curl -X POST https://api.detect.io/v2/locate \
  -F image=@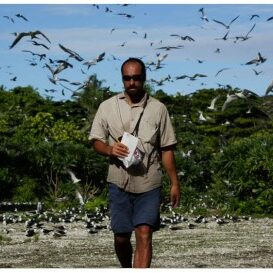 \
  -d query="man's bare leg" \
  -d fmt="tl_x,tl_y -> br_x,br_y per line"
114,232 -> 132,268
133,225 -> 153,268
